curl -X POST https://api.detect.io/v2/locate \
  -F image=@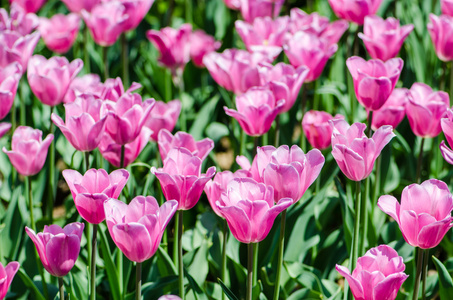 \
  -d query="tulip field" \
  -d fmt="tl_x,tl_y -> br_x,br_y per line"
3,0 -> 453,299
